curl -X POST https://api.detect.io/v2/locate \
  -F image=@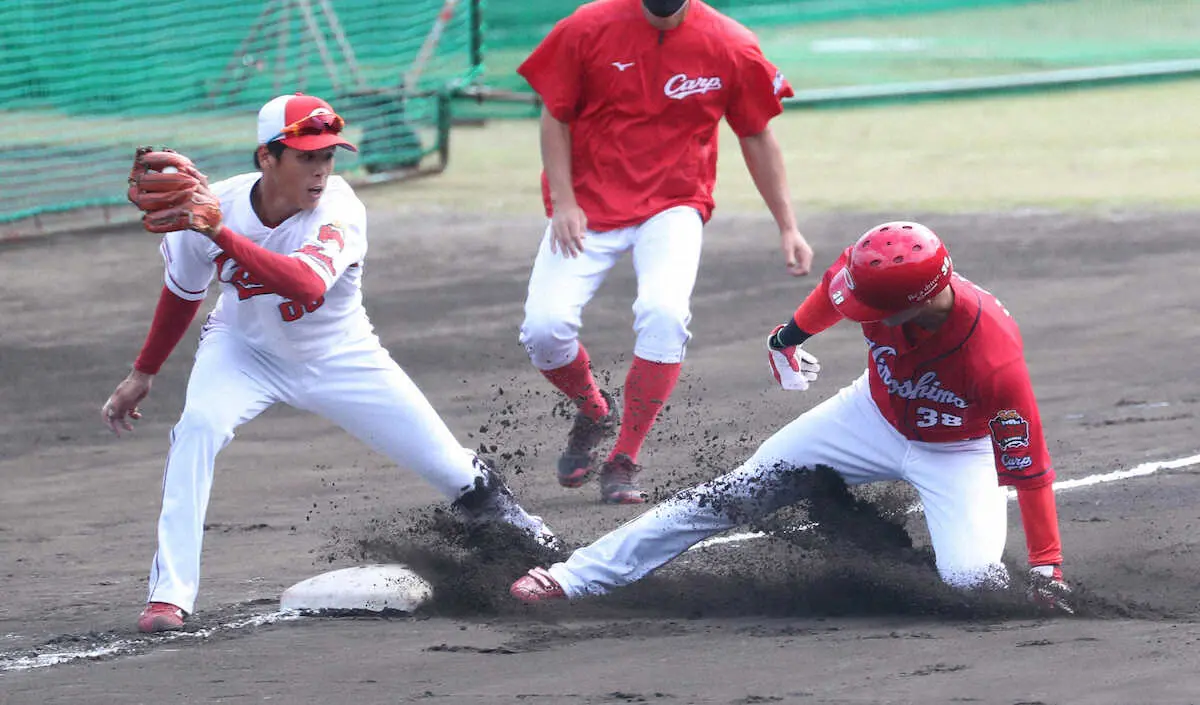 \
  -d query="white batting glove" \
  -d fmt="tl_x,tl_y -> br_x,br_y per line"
766,325 -> 820,391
